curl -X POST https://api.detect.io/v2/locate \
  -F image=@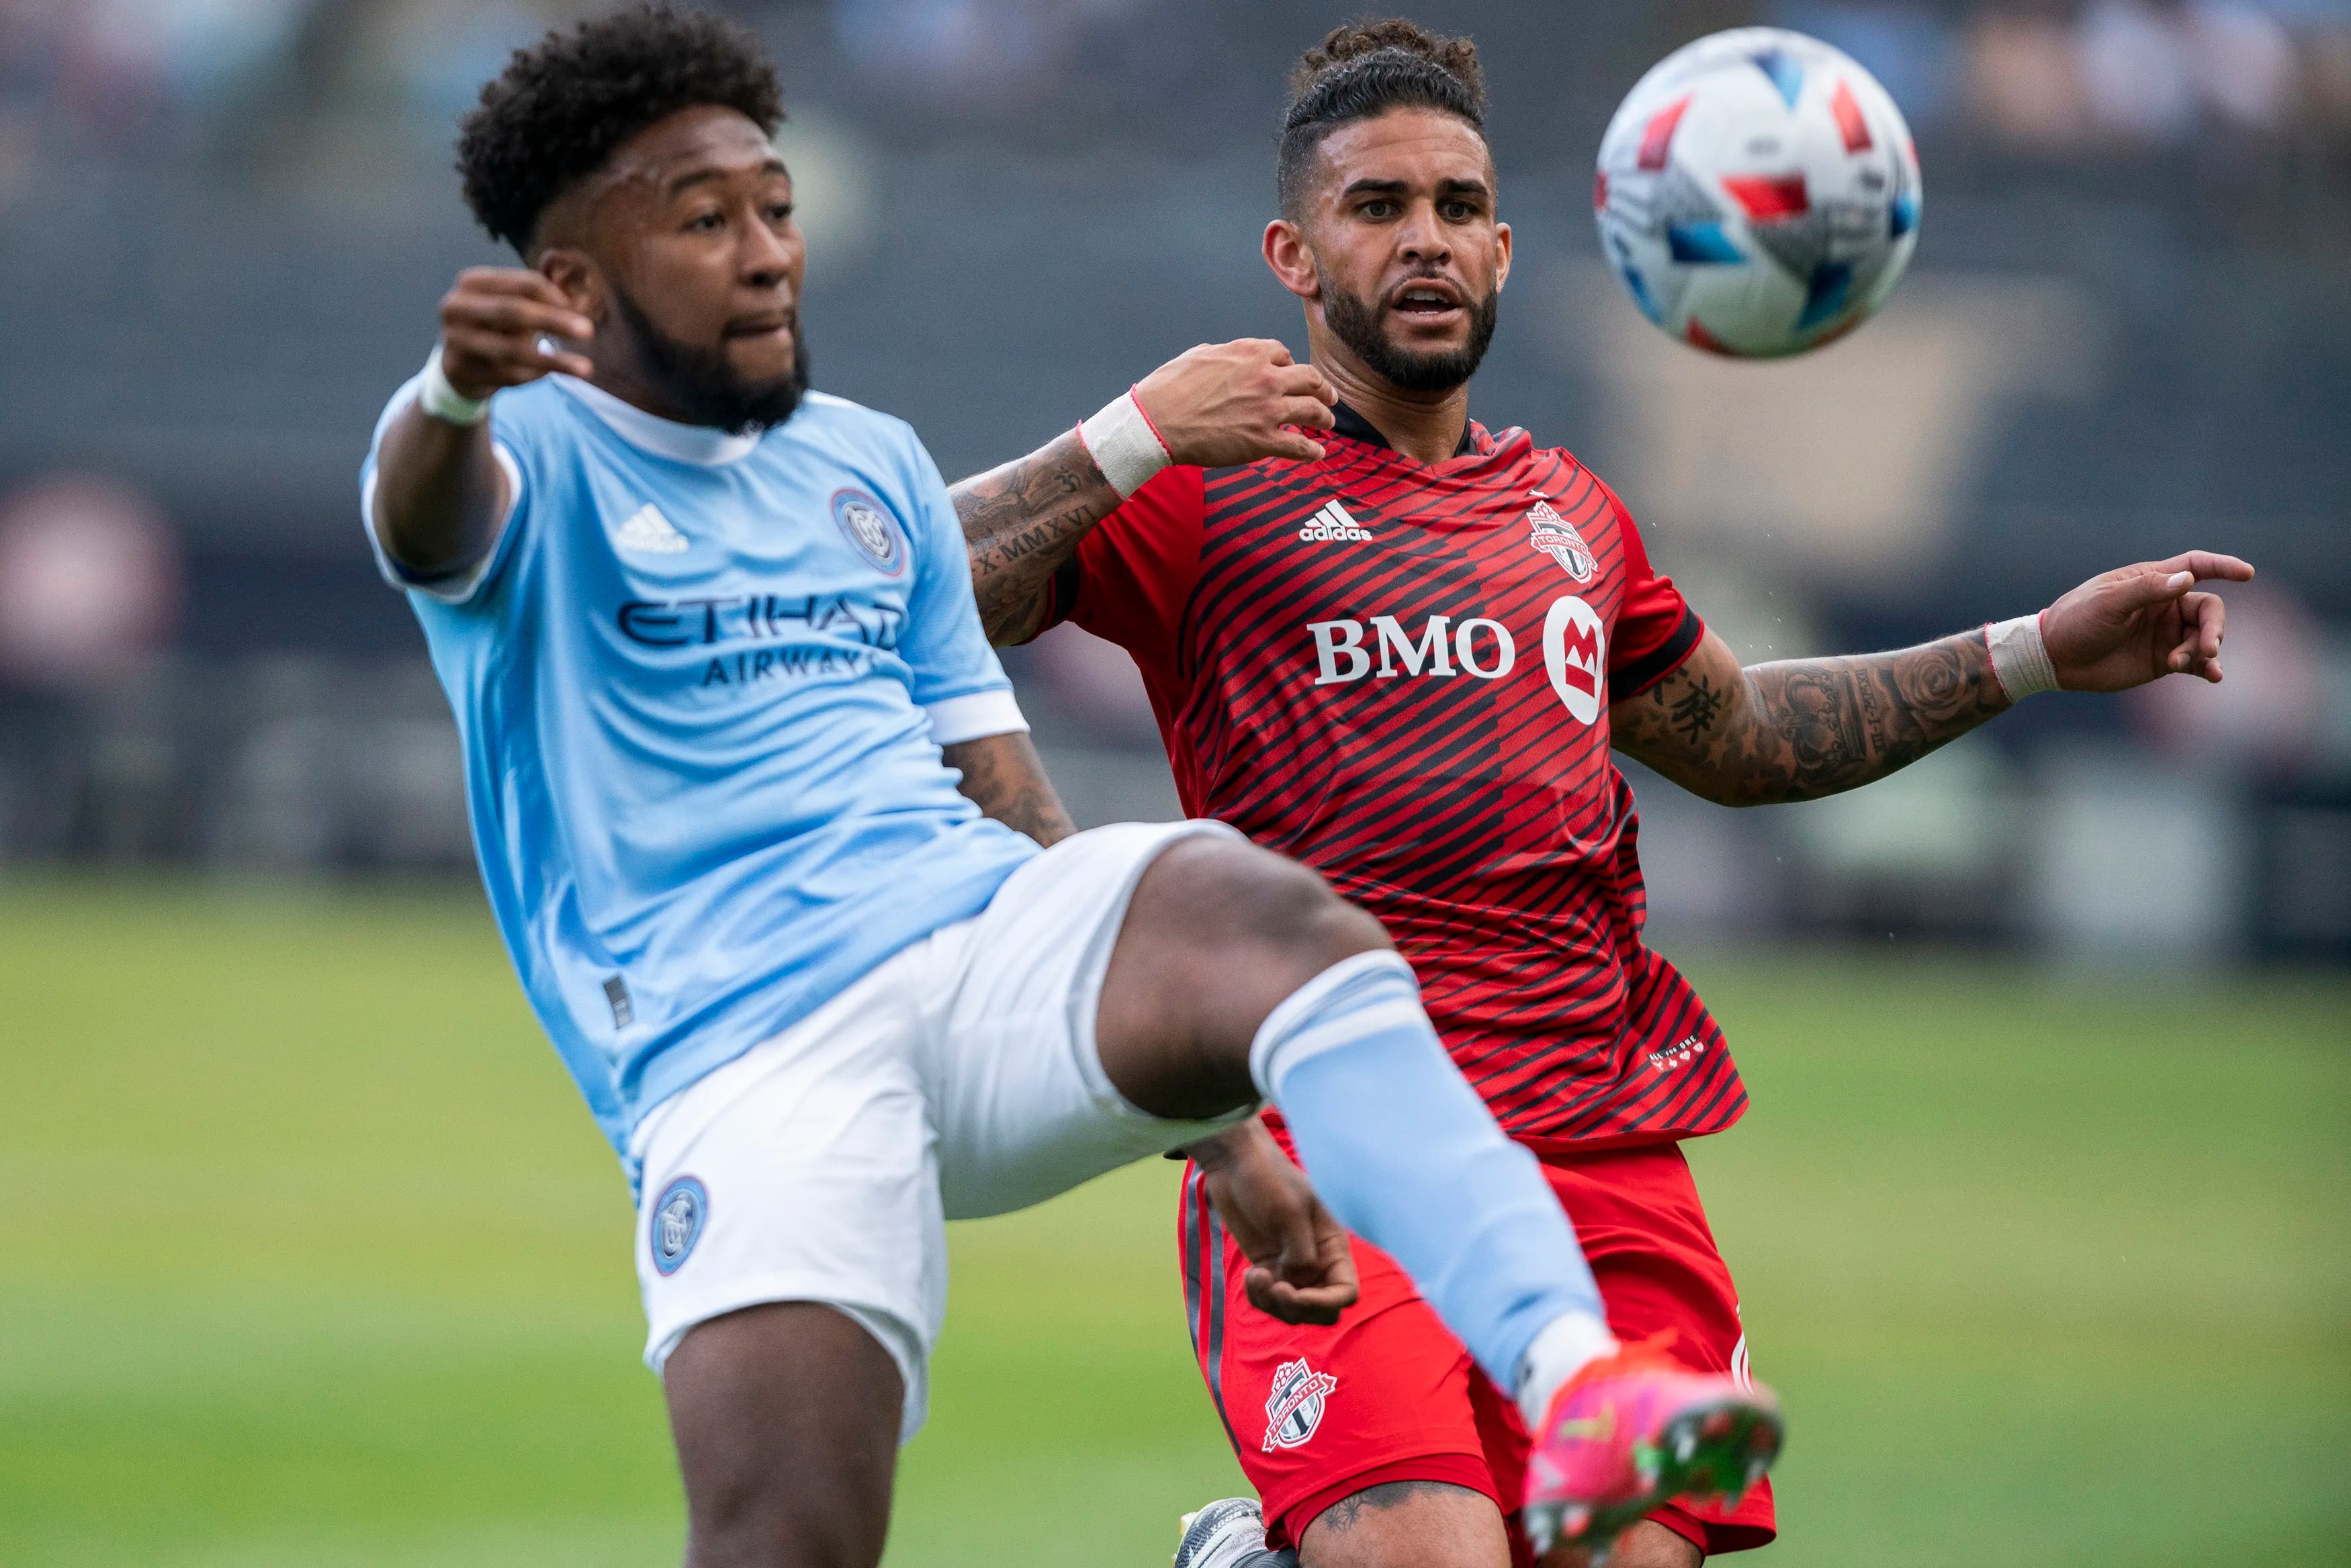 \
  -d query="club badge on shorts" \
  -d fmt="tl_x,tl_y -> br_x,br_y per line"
1261,1356 -> 1338,1452
831,487 -> 905,576
651,1176 -> 707,1277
